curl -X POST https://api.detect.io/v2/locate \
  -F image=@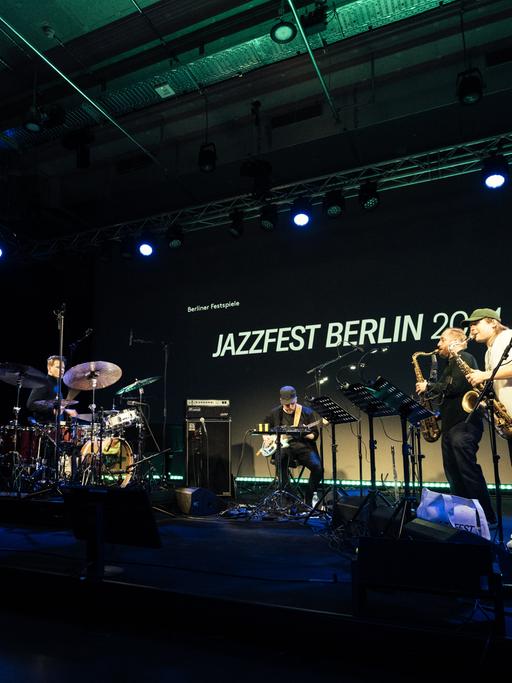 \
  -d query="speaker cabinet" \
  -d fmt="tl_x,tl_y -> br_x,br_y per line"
185,419 -> 232,496
175,487 -> 218,516
404,517 -> 491,545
